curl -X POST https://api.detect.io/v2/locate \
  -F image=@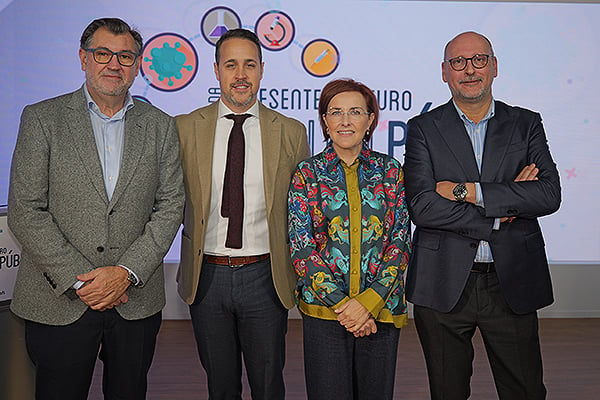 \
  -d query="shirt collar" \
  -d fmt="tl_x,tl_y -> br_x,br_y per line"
83,84 -> 134,121
217,99 -> 259,120
452,98 -> 495,125
323,142 -> 372,172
